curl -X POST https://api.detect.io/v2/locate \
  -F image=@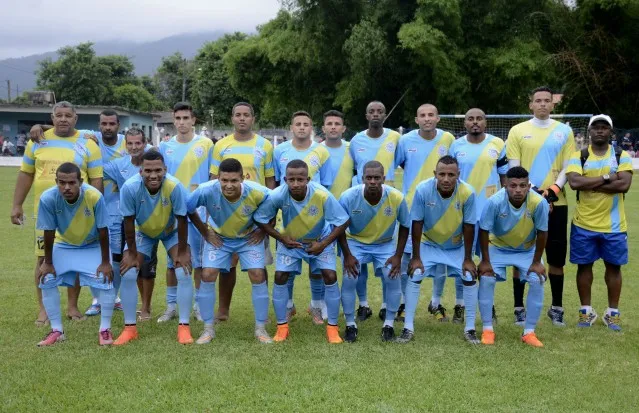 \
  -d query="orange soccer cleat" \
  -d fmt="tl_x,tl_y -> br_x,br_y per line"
177,324 -> 194,345
326,325 -> 343,344
274,323 -> 290,342
113,326 -> 139,346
